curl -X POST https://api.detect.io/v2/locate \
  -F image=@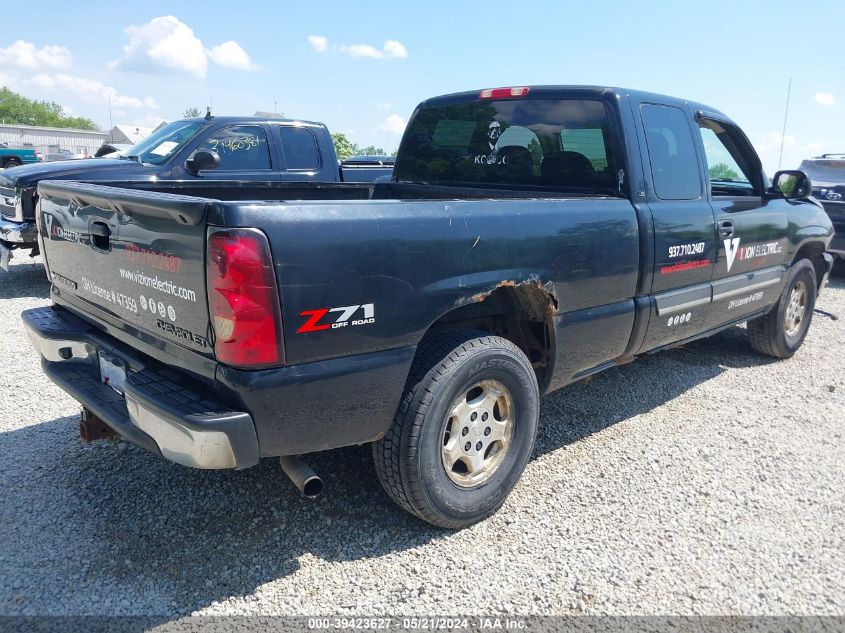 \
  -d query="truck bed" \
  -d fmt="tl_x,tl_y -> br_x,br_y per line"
35,177 -> 639,461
